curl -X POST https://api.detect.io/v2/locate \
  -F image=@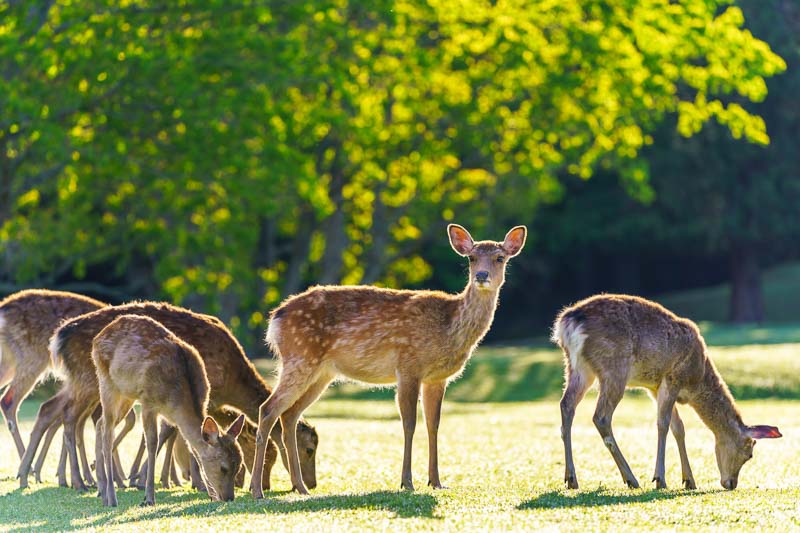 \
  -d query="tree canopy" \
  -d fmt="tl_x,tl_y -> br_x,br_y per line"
0,0 -> 787,346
